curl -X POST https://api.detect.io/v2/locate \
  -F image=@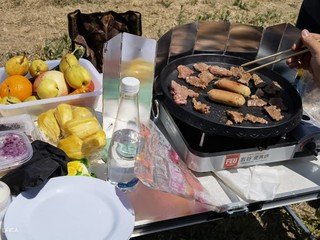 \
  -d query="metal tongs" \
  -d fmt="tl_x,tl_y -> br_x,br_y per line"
241,46 -> 310,73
